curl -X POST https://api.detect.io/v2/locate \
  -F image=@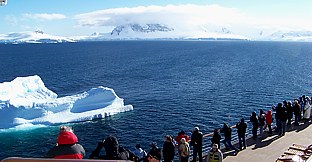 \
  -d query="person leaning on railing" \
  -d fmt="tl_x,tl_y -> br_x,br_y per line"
235,118 -> 247,150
